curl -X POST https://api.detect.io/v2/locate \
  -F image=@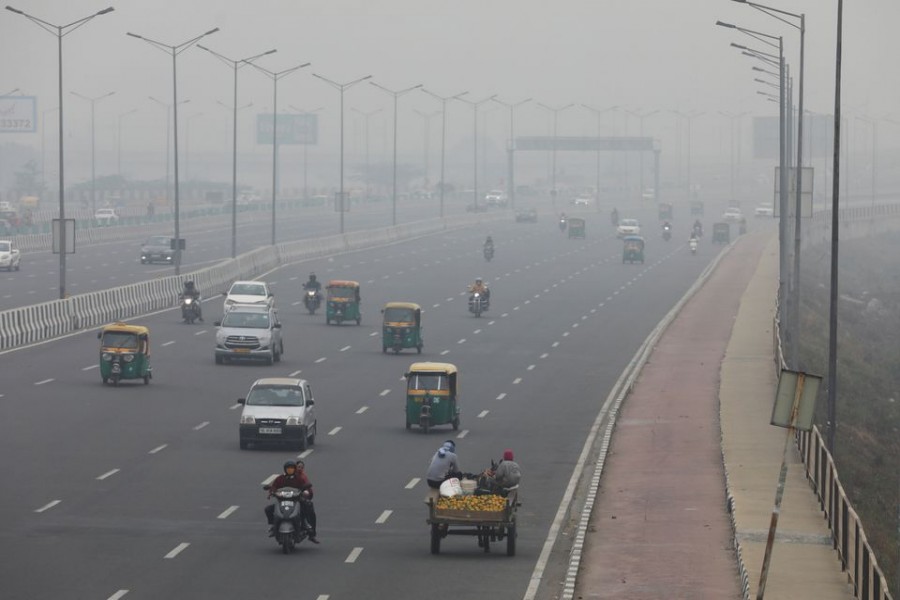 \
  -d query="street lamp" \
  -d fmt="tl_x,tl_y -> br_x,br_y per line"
370,82 -> 422,226
247,60 -> 310,246
455,95 -> 497,212
421,89 -> 468,217
71,90 -> 114,216
624,108 -> 659,201
537,103 -> 575,203
413,109 -> 441,192
41,106 -> 59,191
128,26 -> 220,276
198,45 -> 276,257
149,96 -> 190,208
116,108 -> 137,178
492,97 -> 531,209
6,5 -> 114,299
351,108 -> 382,202
288,105 -> 324,204
313,73 -> 372,234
